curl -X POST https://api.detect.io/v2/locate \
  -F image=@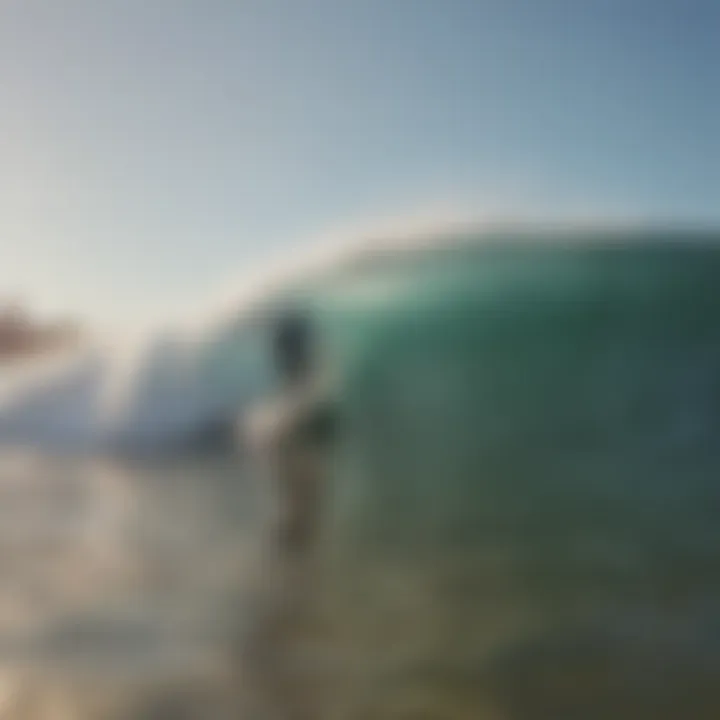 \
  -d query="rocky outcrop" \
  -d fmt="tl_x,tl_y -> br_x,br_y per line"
0,304 -> 81,363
